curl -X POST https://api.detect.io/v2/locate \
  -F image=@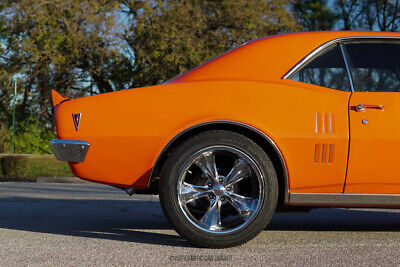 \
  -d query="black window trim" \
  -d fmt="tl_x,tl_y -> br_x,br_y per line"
339,43 -> 355,92
283,36 -> 400,93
